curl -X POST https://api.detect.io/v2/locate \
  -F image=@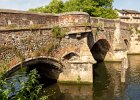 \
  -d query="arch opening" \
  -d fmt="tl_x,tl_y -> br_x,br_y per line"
90,39 -> 111,62
62,52 -> 80,61
6,57 -> 63,84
